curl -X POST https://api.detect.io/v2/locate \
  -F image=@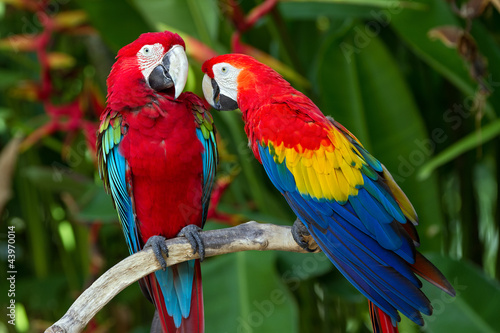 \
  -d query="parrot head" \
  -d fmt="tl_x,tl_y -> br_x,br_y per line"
201,54 -> 289,112
107,31 -> 188,109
